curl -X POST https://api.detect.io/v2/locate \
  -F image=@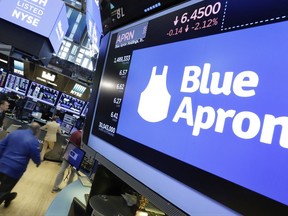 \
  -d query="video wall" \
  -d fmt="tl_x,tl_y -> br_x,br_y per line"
0,71 -> 88,116
87,0 -> 288,215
